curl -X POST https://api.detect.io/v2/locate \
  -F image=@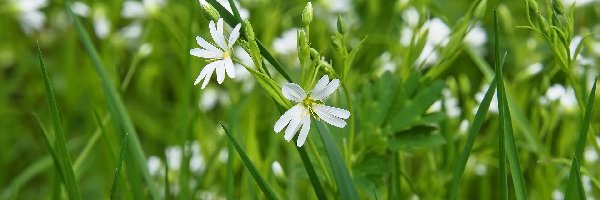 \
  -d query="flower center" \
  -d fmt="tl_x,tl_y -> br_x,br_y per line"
222,50 -> 230,58
302,97 -> 323,119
